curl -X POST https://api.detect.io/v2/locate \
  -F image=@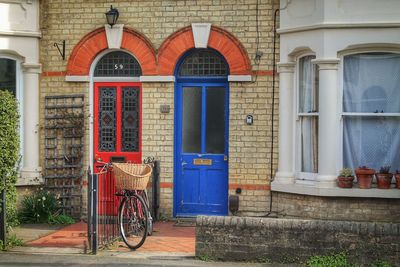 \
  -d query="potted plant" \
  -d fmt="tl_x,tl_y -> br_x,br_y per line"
355,166 -> 375,189
375,165 -> 393,189
337,168 -> 354,188
394,170 -> 400,189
